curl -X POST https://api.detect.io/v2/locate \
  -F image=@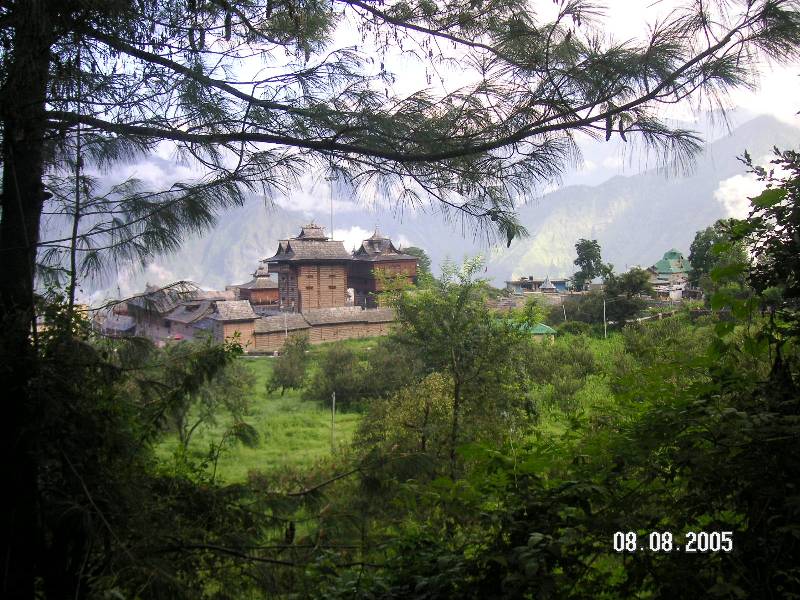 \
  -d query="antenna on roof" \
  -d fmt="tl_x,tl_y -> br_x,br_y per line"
325,174 -> 338,238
